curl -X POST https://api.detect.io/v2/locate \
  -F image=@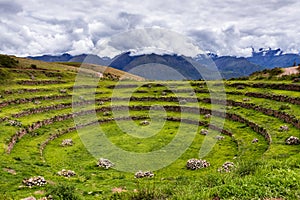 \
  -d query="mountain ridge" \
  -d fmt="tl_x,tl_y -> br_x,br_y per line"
27,48 -> 300,79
